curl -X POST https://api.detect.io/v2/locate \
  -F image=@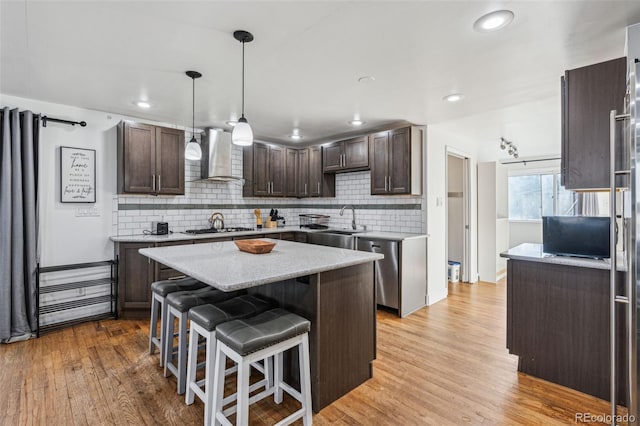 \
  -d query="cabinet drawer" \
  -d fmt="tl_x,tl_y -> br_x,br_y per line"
158,268 -> 187,281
